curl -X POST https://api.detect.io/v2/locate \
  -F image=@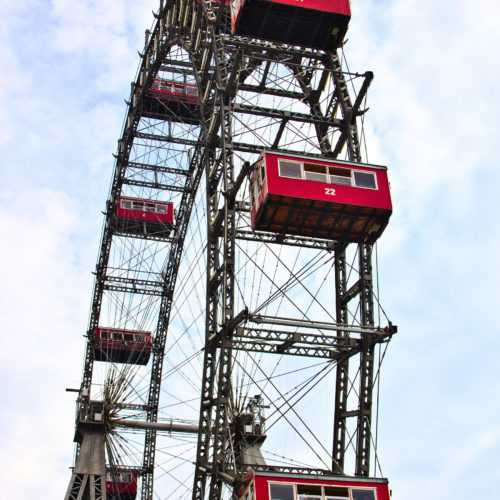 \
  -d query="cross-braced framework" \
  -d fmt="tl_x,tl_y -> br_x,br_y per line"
65,2 -> 395,499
